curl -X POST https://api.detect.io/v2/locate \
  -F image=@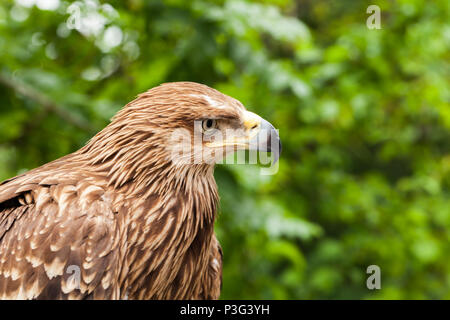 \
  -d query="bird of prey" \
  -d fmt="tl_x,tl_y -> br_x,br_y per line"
0,82 -> 280,299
